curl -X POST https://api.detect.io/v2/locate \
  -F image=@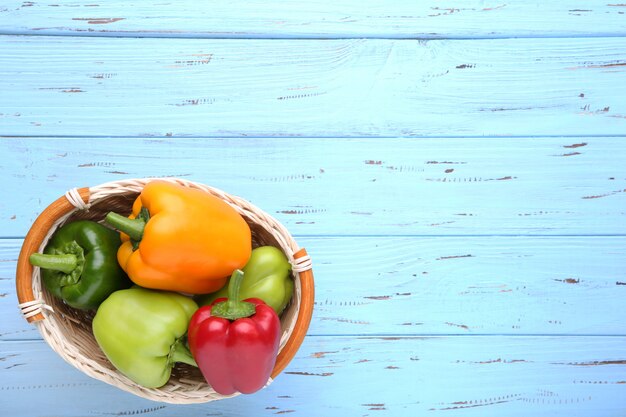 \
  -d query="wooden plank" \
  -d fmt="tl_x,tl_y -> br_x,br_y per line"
4,236 -> 626,340
1,337 -> 625,416
1,137 -> 625,236
2,37 -> 626,137
1,1 -> 626,39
